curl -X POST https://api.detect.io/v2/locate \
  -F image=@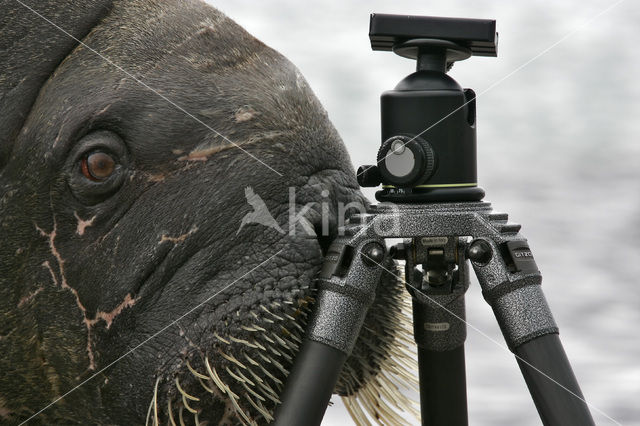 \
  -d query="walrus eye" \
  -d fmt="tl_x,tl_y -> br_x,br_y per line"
81,152 -> 116,181
68,130 -> 128,205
